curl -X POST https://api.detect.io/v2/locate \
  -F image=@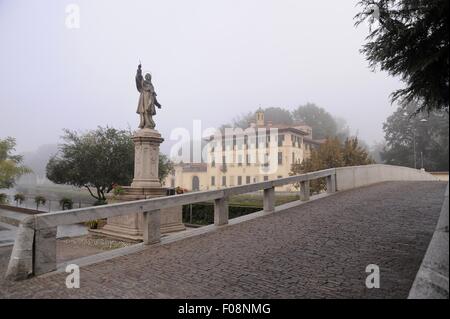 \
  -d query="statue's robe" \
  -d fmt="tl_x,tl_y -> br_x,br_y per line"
136,75 -> 157,116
